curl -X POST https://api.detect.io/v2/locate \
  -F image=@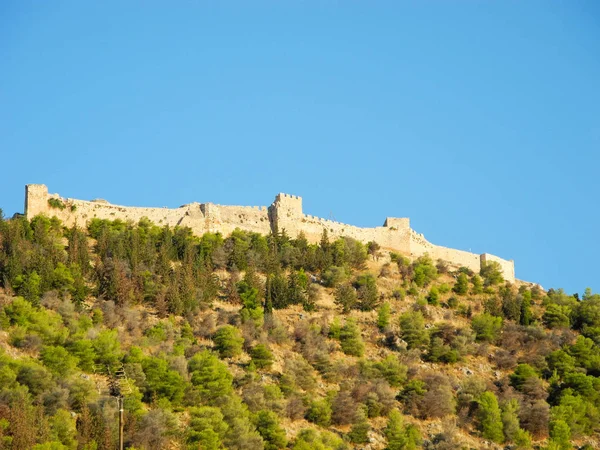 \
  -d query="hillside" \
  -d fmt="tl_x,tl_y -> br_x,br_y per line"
0,212 -> 598,449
